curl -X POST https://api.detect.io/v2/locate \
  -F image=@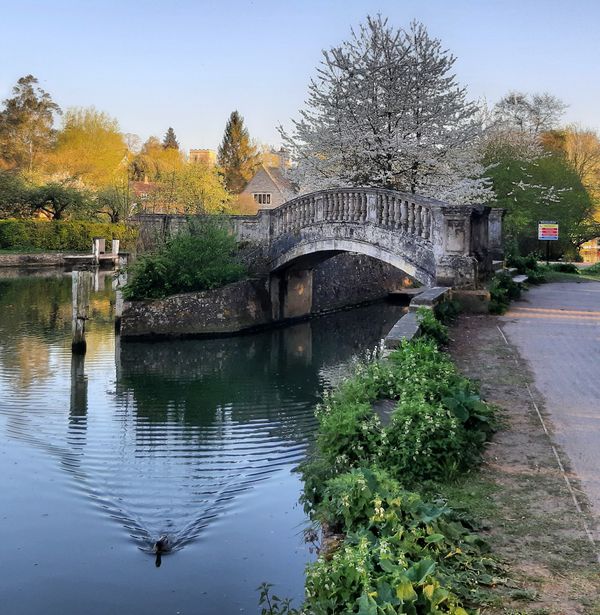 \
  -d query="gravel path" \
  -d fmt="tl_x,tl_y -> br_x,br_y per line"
500,281 -> 600,521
